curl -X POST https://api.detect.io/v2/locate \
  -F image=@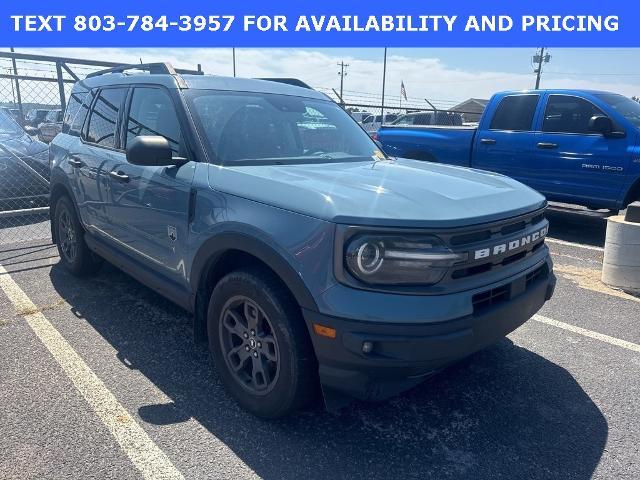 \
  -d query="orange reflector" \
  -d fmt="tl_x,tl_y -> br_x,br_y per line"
313,323 -> 336,339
